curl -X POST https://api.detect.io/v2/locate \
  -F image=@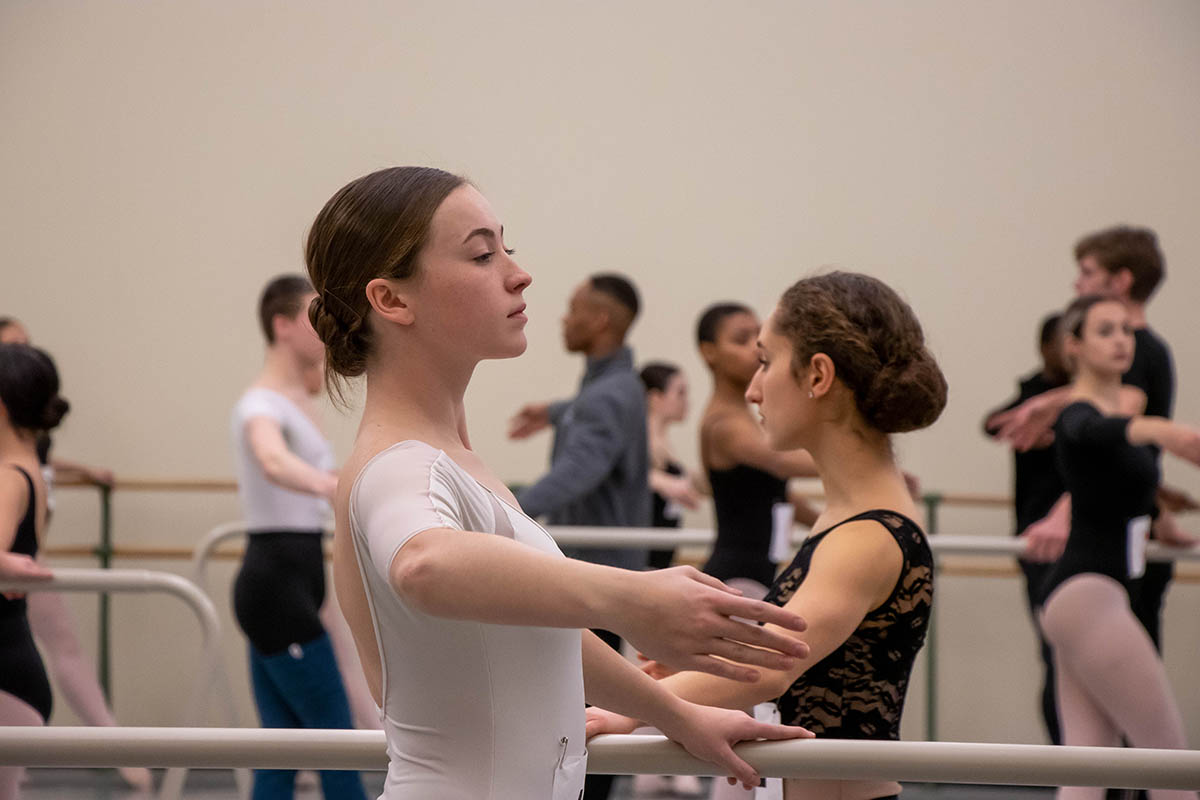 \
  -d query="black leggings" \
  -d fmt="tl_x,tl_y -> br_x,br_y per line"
233,531 -> 326,656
